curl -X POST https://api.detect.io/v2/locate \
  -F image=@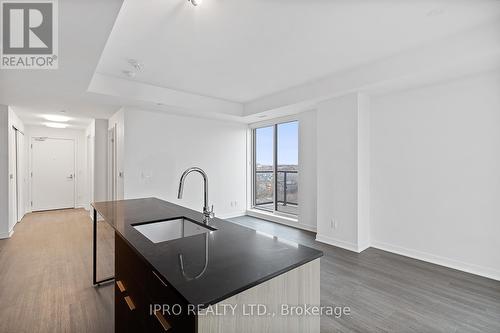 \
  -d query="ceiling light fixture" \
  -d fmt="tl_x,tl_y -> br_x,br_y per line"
43,114 -> 70,122
188,0 -> 202,6
44,122 -> 68,129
